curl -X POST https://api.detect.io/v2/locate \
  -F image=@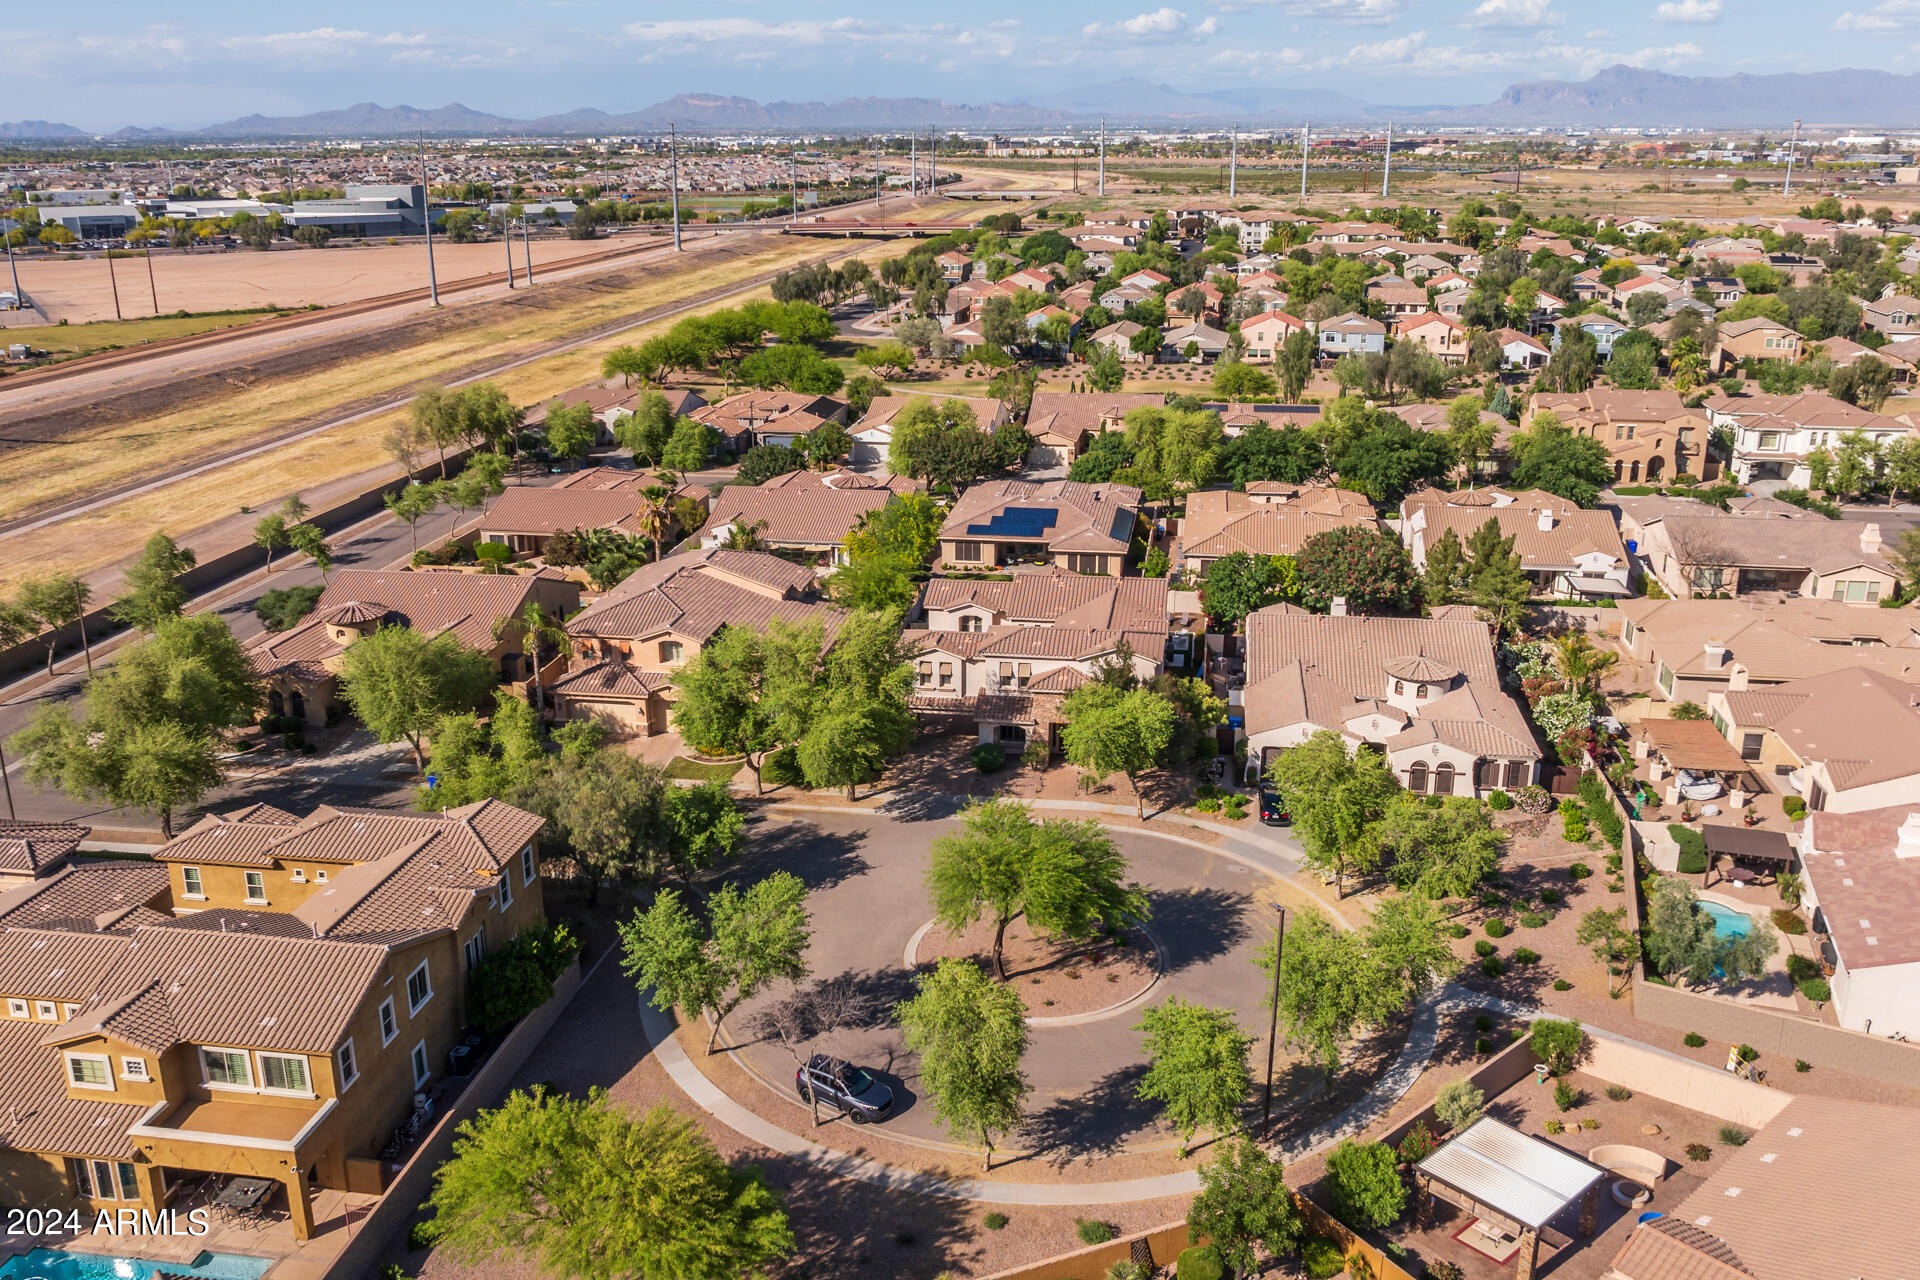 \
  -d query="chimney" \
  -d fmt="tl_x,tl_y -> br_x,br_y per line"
1861,522 -> 1883,556
1330,596 -> 1349,617
1728,662 -> 1750,692
1703,637 -> 1729,668
1898,813 -> 1920,860
1537,509 -> 1556,532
